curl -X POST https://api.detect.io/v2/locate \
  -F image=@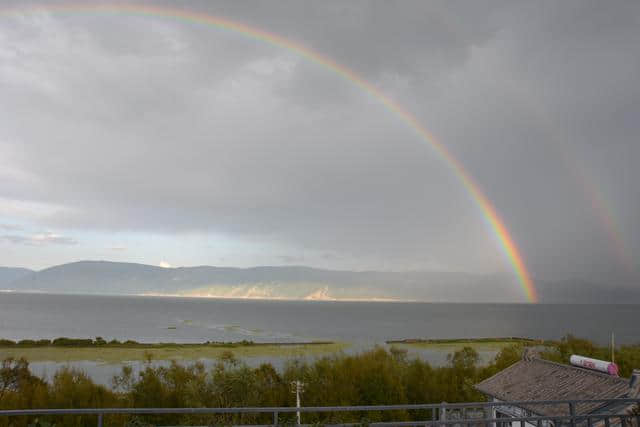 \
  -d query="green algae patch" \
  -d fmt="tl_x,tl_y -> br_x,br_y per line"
0,341 -> 348,363
386,337 -> 547,351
